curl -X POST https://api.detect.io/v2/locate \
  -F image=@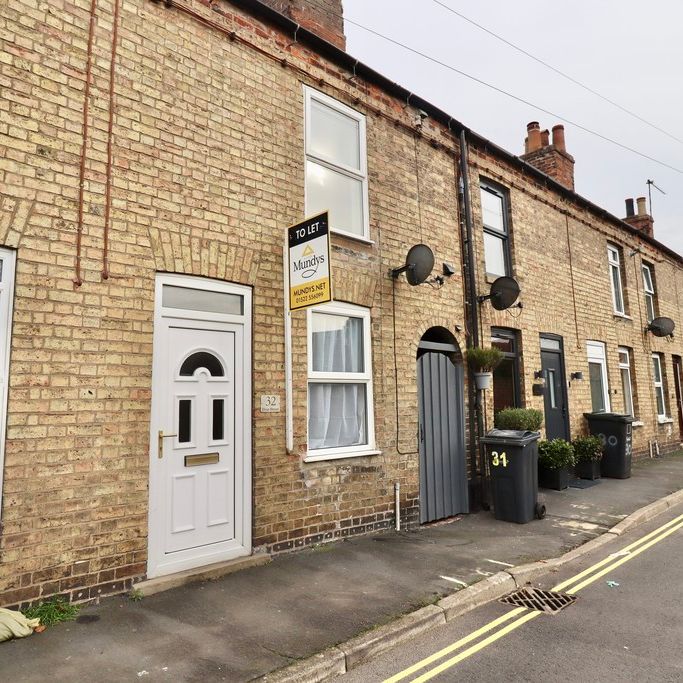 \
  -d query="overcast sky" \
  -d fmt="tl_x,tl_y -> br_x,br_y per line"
343,0 -> 682,255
